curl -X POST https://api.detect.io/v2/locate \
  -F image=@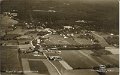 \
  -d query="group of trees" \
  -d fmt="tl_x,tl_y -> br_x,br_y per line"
105,36 -> 119,46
